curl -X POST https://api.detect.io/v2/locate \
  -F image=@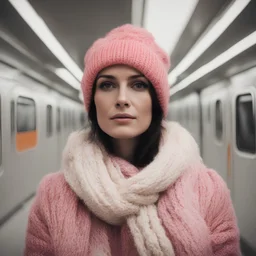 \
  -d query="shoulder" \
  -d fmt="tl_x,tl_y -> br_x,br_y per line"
194,167 -> 232,218
35,172 -> 77,205
196,168 -> 229,195
38,172 -> 66,193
